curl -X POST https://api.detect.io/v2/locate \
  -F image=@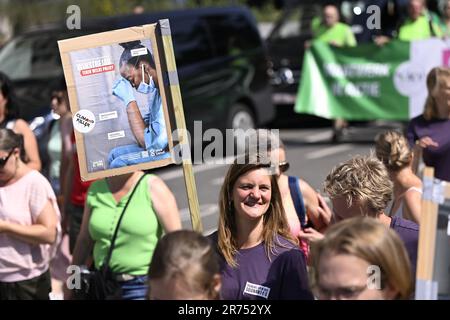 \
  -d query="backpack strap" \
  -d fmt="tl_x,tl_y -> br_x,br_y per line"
288,176 -> 307,228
